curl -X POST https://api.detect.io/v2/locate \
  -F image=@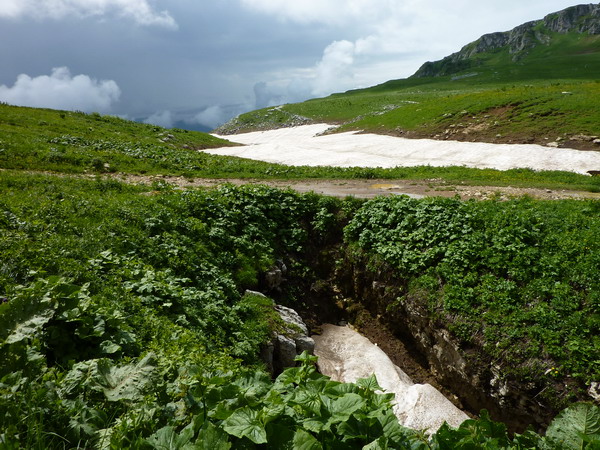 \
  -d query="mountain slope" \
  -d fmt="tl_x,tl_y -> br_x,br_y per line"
219,3 -> 600,150
413,3 -> 600,80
